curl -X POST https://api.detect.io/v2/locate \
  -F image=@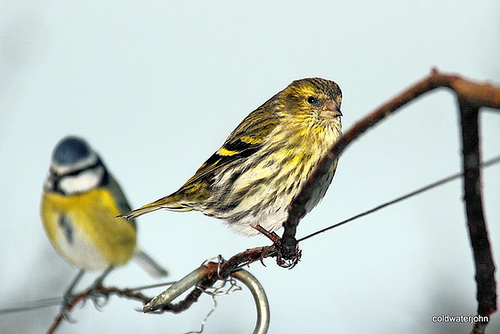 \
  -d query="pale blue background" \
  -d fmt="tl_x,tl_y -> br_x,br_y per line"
1,1 -> 499,333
